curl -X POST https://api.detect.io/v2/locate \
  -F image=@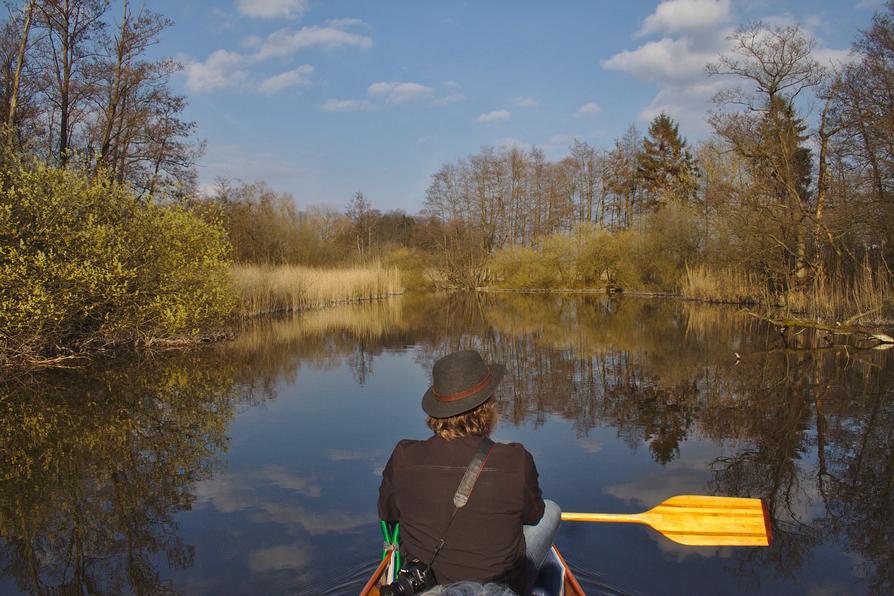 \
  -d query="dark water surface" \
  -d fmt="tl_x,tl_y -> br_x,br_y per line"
2,293 -> 892,595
